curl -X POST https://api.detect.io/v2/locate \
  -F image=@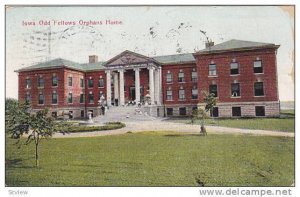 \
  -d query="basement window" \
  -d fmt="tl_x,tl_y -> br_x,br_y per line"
166,108 -> 173,116
232,107 -> 241,117
255,106 -> 265,117
179,107 -> 187,116
210,107 -> 219,117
